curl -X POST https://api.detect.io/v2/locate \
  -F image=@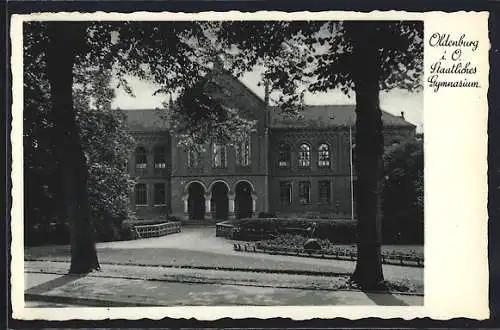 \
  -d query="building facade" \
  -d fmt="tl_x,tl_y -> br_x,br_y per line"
125,70 -> 416,223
